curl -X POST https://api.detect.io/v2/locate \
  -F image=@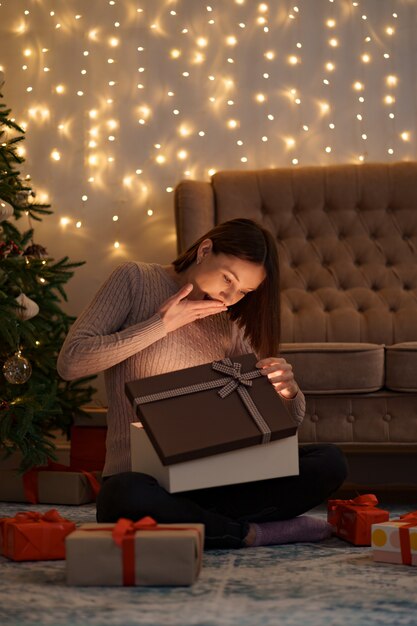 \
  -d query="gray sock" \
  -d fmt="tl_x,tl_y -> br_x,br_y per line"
252,515 -> 333,547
